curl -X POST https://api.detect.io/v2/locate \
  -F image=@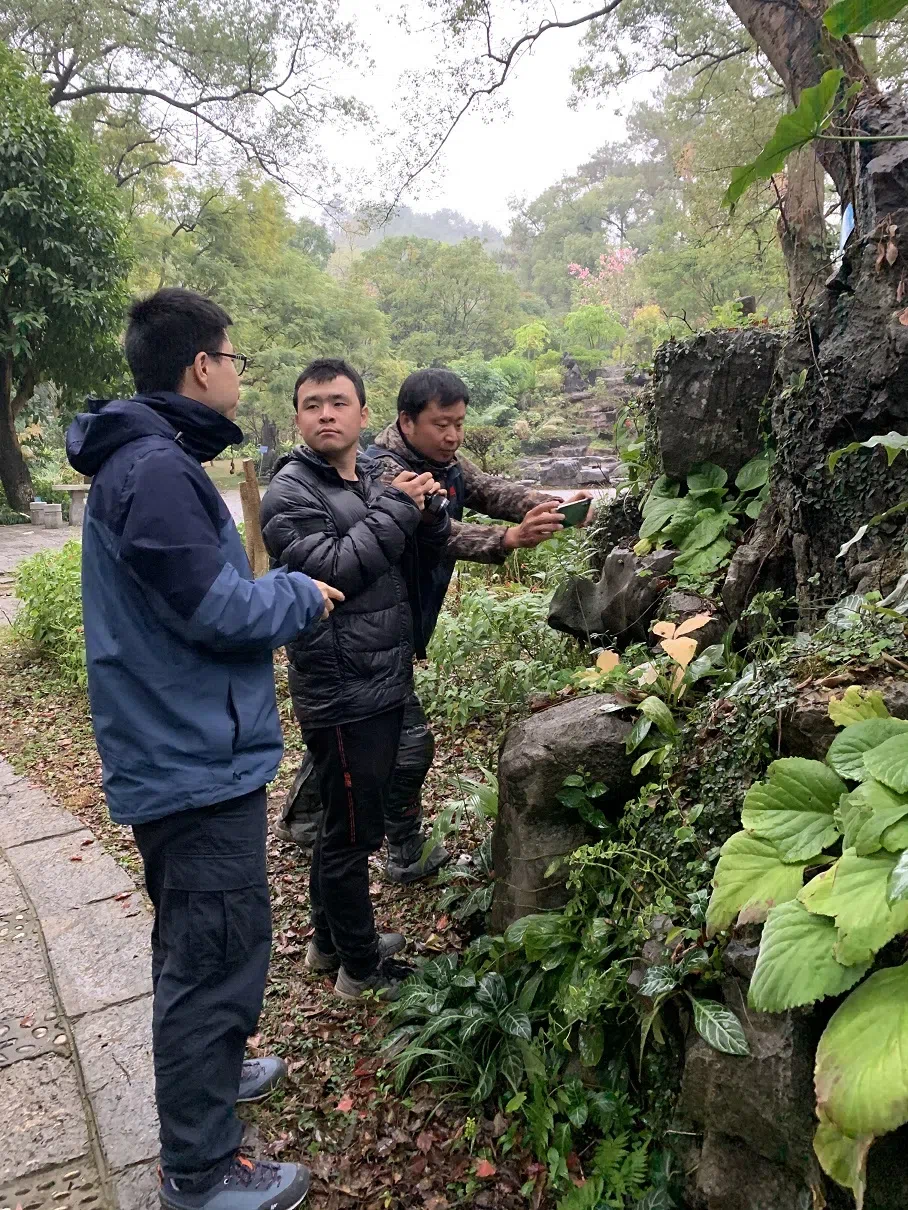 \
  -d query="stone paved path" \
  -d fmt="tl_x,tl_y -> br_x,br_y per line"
0,760 -> 158,1210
